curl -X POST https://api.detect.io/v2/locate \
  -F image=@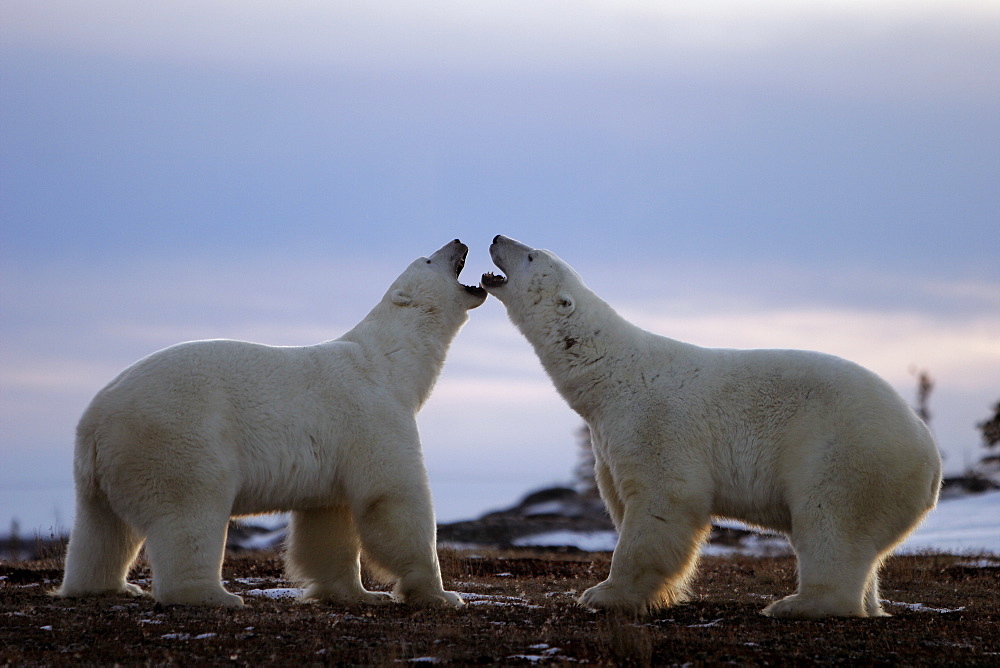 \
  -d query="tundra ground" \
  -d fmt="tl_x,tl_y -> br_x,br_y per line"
2,548 -> 998,665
